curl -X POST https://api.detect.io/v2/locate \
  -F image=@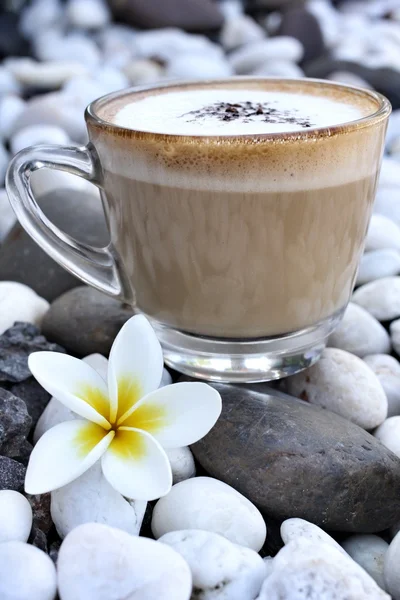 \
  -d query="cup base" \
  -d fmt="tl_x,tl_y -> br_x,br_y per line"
150,309 -> 345,383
